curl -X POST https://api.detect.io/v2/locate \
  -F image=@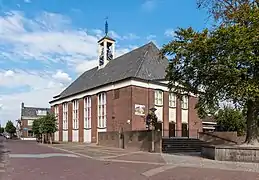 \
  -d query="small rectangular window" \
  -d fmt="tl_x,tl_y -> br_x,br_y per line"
181,96 -> 188,109
169,93 -> 176,107
155,90 -> 163,106
114,89 -> 120,99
